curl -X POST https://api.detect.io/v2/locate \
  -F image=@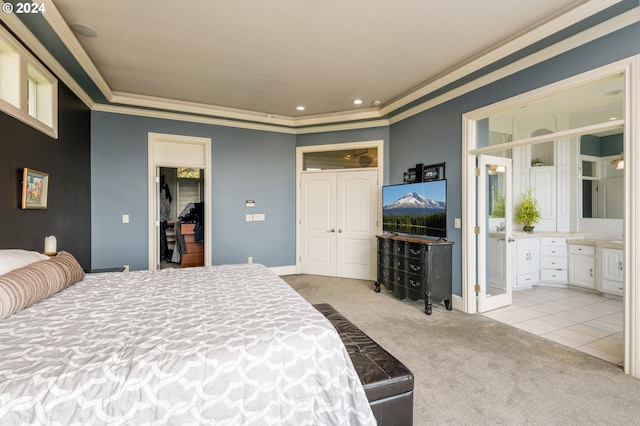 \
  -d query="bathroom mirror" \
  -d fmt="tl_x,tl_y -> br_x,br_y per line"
580,132 -> 624,219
